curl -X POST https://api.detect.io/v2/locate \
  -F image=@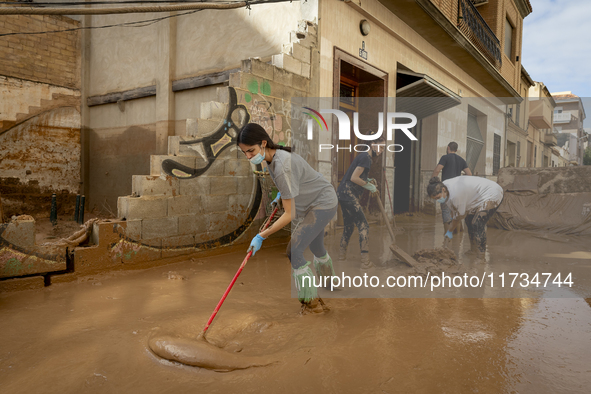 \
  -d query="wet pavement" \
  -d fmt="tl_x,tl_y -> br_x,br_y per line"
1,215 -> 590,393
